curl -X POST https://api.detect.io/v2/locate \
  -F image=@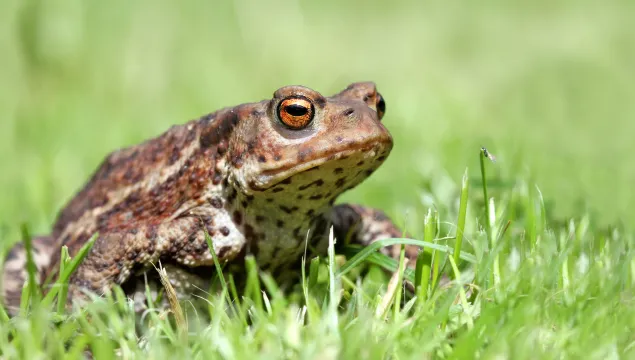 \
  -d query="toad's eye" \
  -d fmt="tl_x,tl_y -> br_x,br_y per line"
277,96 -> 315,129
376,93 -> 386,120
